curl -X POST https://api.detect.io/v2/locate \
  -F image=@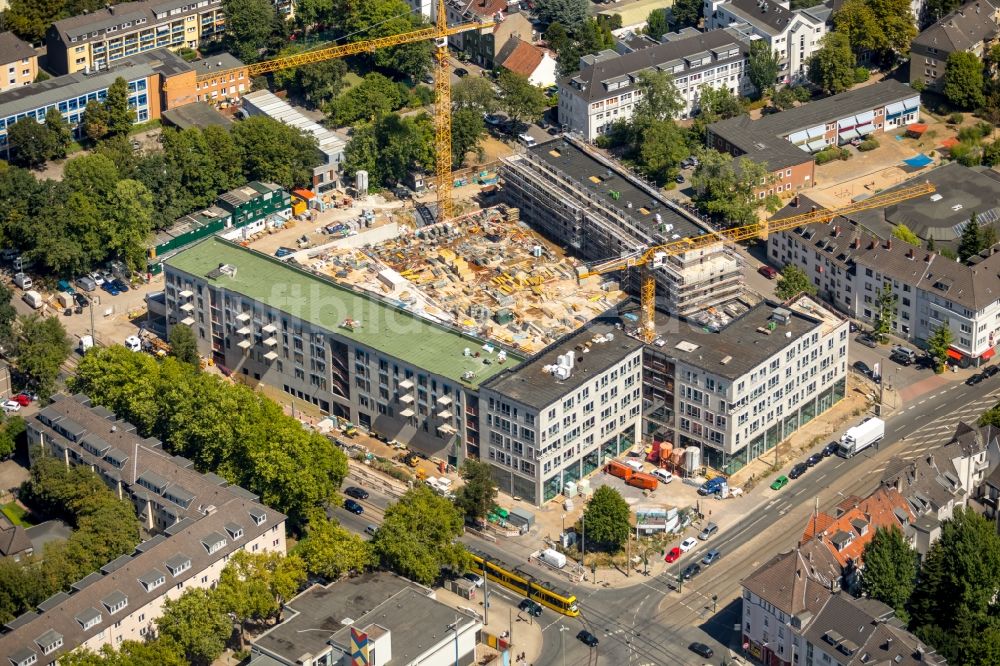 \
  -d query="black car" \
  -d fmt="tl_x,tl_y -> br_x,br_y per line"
577,630 -> 599,648
682,563 -> 701,580
74,293 -> 89,307
518,598 -> 543,617
454,68 -> 468,78
984,365 -> 999,378
967,373 -> 985,386
806,453 -> 823,467
344,499 -> 364,514
853,360 -> 873,377
788,463 -> 809,479
689,642 -> 714,658
822,441 -> 839,457
112,278 -> 129,292
855,333 -> 878,349
674,174 -> 685,183
344,486 -> 369,500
